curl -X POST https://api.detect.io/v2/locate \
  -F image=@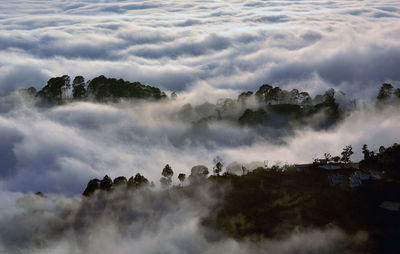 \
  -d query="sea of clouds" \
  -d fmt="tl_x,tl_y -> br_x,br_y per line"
1,92 -> 400,195
0,0 -> 399,253
0,0 -> 399,96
